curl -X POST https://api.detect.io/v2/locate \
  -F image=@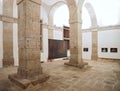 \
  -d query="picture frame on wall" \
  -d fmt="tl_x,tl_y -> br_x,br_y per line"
110,48 -> 118,53
83,48 -> 89,52
101,48 -> 108,52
